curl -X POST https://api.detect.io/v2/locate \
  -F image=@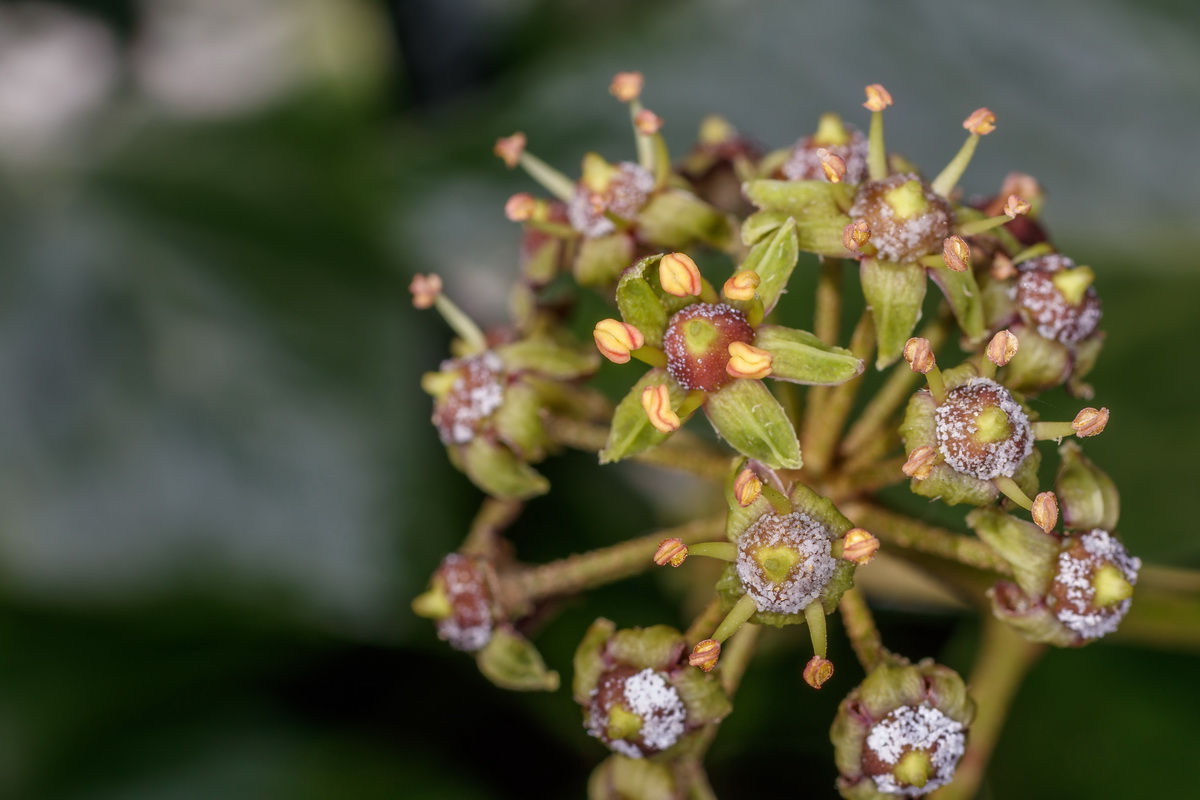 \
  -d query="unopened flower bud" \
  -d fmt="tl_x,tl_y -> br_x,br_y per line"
942,235 -> 971,272
1004,194 -> 1032,217
409,273 -> 443,309
726,341 -> 773,380
689,639 -> 721,672
1072,407 -> 1109,437
634,108 -> 662,135
863,83 -> 894,112
963,107 -> 997,135
494,132 -> 526,168
803,655 -> 835,689
654,538 -> 688,567
609,71 -> 644,102
641,384 -> 682,433
986,329 -> 1020,367
1032,491 -> 1059,533
593,319 -> 645,364
723,270 -> 761,301
841,528 -> 880,565
843,219 -> 871,252
659,252 -> 703,297
817,148 -> 847,183
732,468 -> 763,507
903,337 -> 936,374
903,445 -> 939,480
505,192 -> 537,221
